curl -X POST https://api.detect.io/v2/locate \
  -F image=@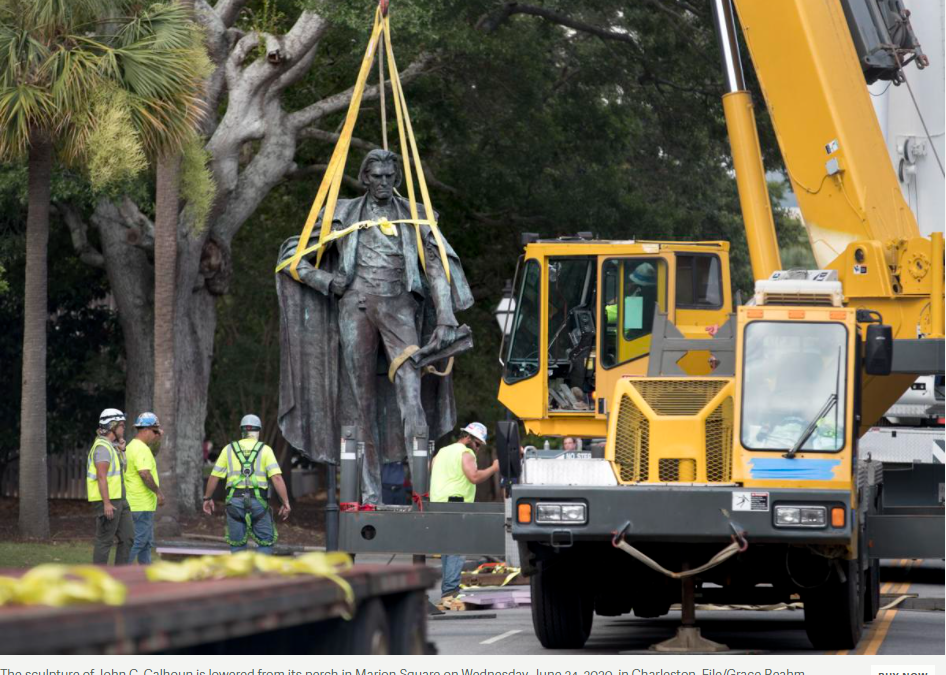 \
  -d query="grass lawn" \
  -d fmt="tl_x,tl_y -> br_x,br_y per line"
0,541 -> 109,567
